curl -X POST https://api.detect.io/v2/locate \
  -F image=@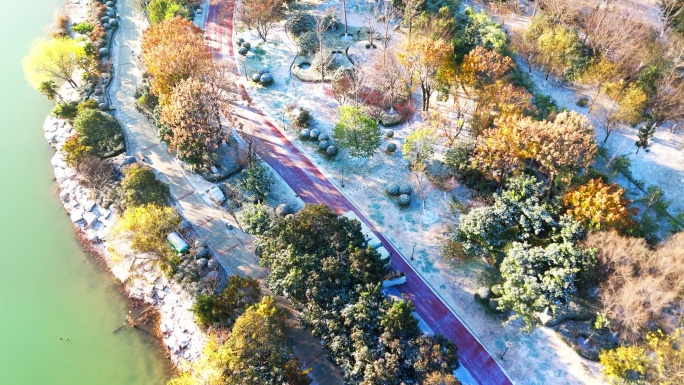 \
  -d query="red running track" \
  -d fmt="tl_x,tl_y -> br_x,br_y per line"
205,2 -> 513,384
